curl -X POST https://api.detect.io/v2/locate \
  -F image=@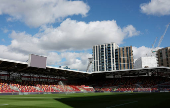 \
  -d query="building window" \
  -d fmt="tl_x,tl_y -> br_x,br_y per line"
126,47 -> 128,52
130,64 -> 132,69
122,48 -> 124,57
127,58 -> 129,63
